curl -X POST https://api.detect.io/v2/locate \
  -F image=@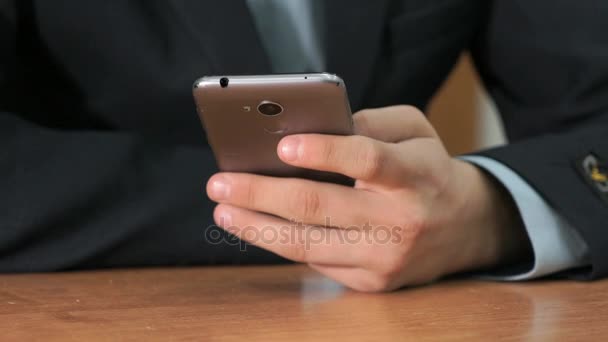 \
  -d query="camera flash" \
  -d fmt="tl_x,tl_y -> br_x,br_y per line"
243,106 -> 251,112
